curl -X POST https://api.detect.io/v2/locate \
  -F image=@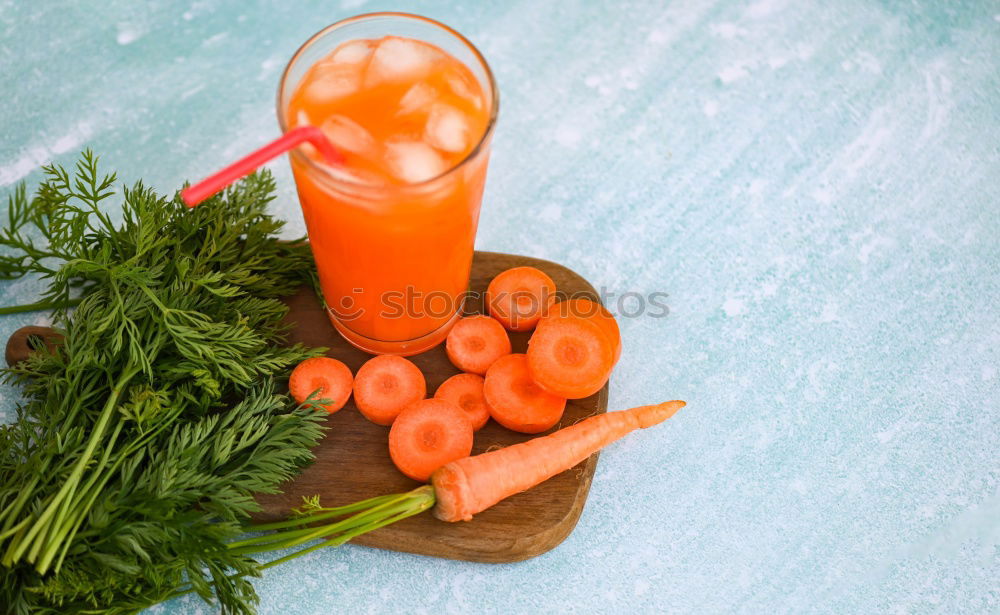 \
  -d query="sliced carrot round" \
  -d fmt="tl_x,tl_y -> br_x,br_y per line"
485,266 -> 557,332
353,355 -> 427,426
445,315 -> 511,375
527,314 -> 614,399
288,357 -> 354,414
389,398 -> 474,482
434,373 -> 490,431
544,298 -> 621,364
483,353 -> 566,434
